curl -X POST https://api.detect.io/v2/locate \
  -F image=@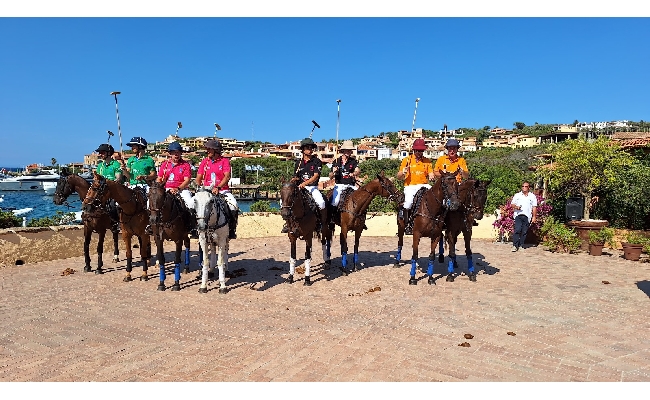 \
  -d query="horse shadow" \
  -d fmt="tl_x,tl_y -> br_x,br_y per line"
406,251 -> 500,284
636,280 -> 650,298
